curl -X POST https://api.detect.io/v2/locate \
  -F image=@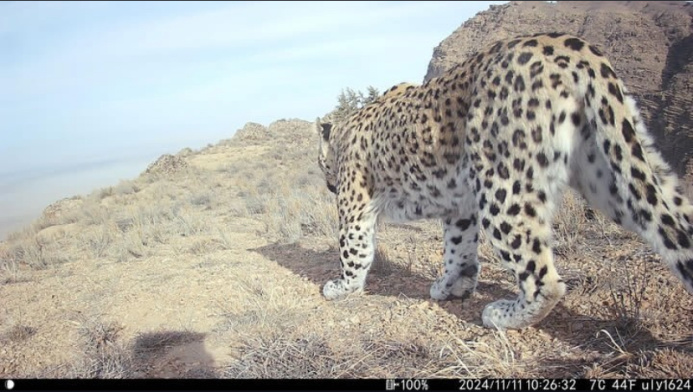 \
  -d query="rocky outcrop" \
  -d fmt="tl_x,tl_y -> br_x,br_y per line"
232,122 -> 272,143
144,154 -> 189,176
425,1 -> 693,177
231,119 -> 314,146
